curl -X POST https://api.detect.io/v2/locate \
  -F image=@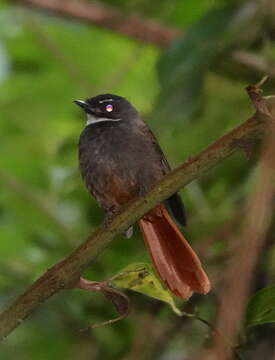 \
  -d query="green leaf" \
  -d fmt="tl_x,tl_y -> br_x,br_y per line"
245,285 -> 275,328
109,262 -> 182,316
156,3 -> 258,123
